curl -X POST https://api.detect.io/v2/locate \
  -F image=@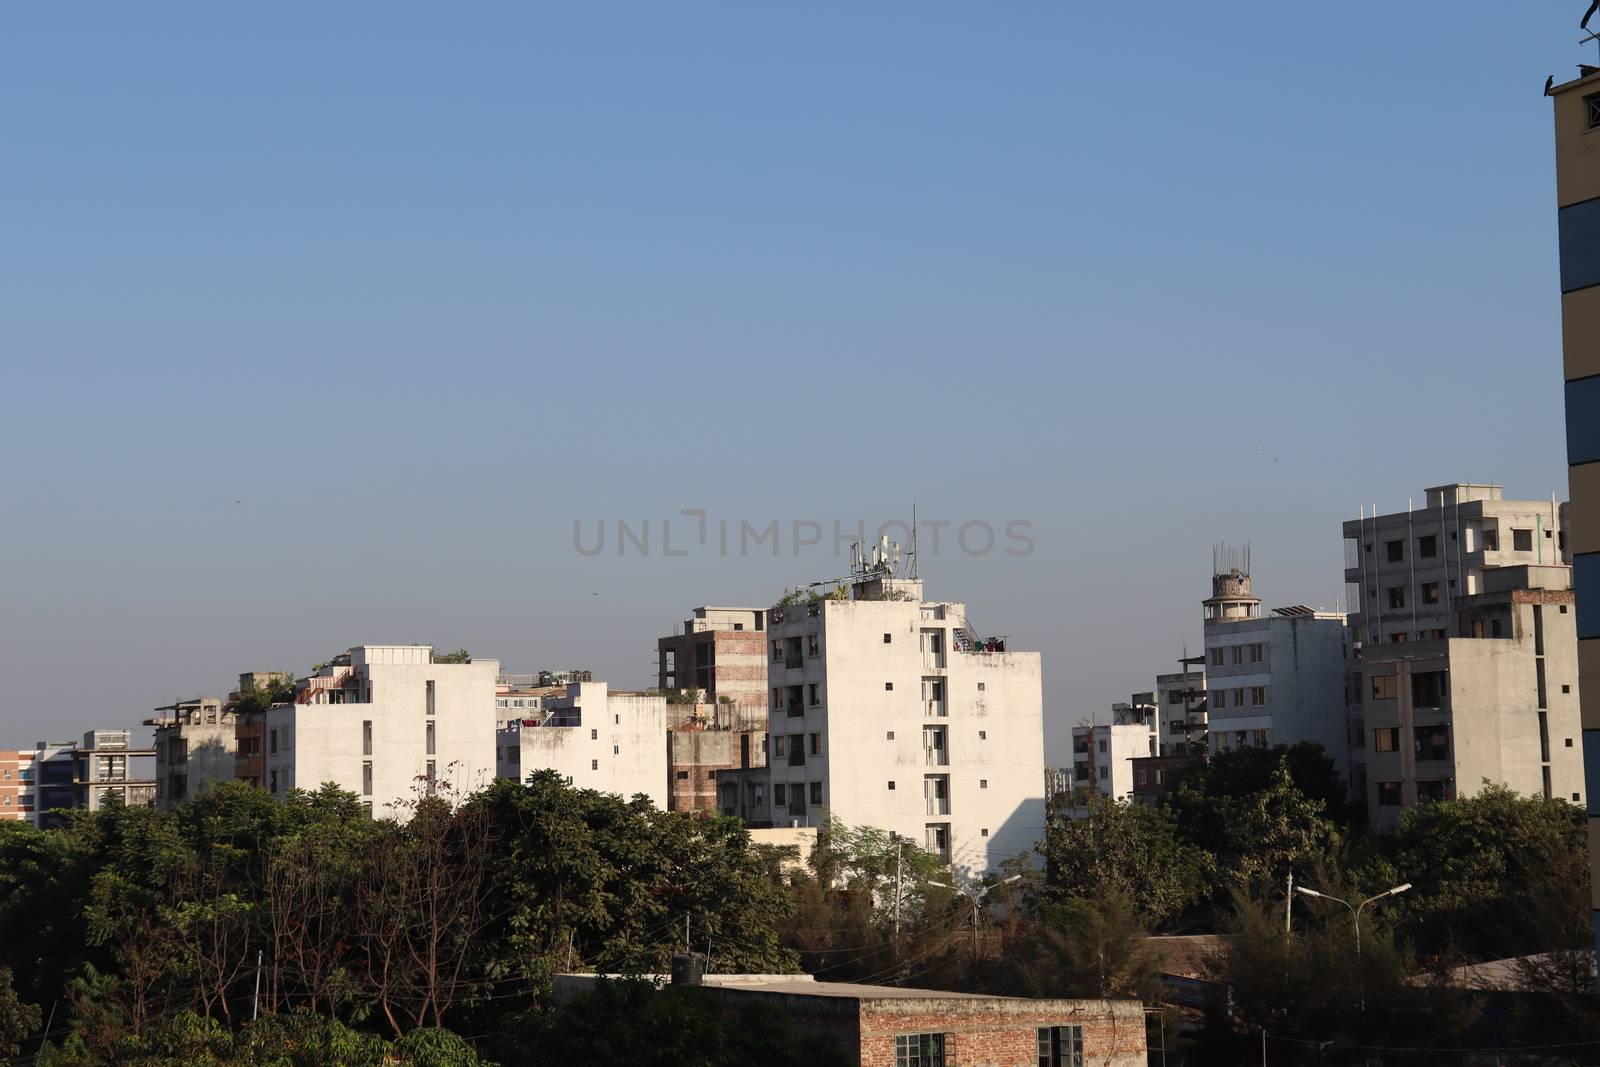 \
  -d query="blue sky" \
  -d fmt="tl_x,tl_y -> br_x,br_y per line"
0,3 -> 1583,763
